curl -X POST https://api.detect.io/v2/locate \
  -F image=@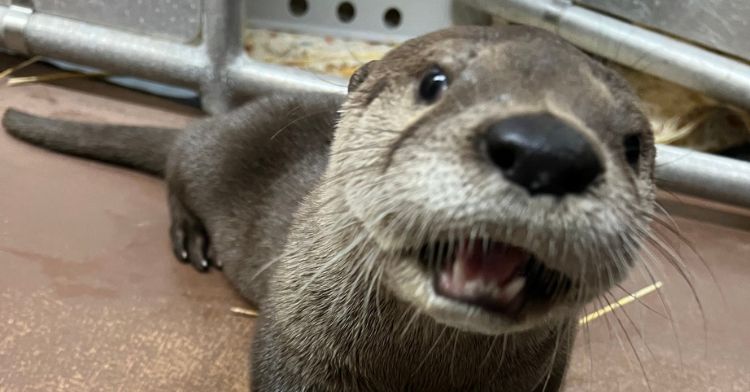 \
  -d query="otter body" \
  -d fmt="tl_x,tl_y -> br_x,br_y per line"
4,26 -> 656,391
